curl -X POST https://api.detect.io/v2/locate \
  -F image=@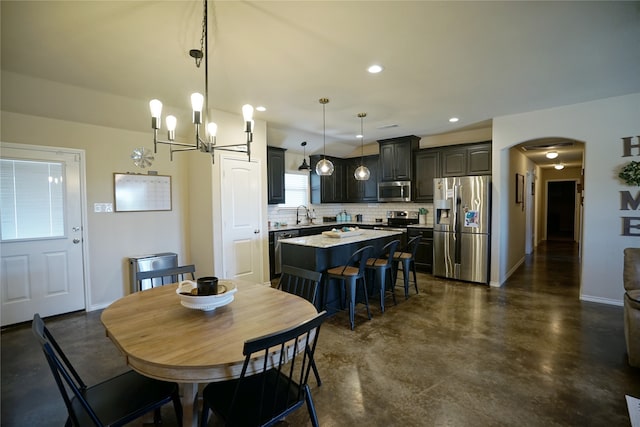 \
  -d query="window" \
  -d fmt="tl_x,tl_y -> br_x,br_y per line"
280,173 -> 309,207
0,159 -> 65,240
